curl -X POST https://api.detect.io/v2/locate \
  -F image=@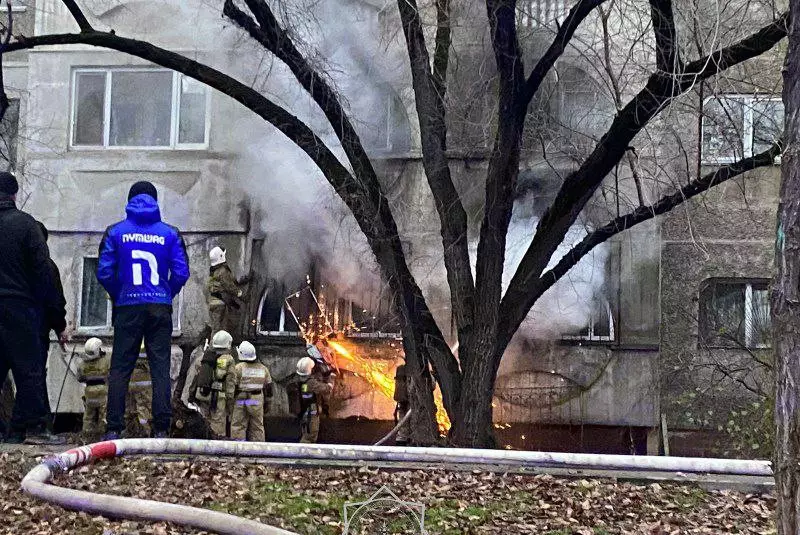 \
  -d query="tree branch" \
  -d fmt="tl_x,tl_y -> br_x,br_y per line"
535,140 -> 782,302
61,0 -> 93,32
649,0 -> 682,73
497,15 -> 789,348
0,1 -> 13,124
432,0 -> 450,99
519,0 -> 607,111
397,0 -> 475,345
